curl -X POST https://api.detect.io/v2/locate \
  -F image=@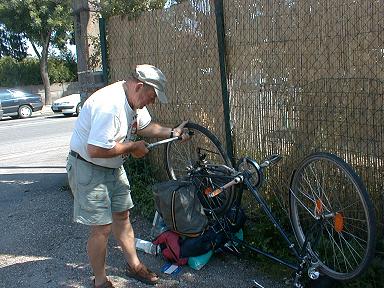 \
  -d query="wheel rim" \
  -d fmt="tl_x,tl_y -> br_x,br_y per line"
20,106 -> 32,118
165,123 -> 234,216
166,129 -> 229,179
291,155 -> 374,279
